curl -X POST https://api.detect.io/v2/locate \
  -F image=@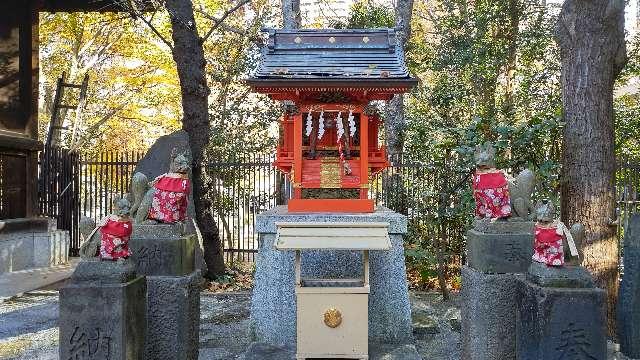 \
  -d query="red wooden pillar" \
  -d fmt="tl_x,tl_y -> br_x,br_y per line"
293,112 -> 303,199
360,113 -> 369,199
